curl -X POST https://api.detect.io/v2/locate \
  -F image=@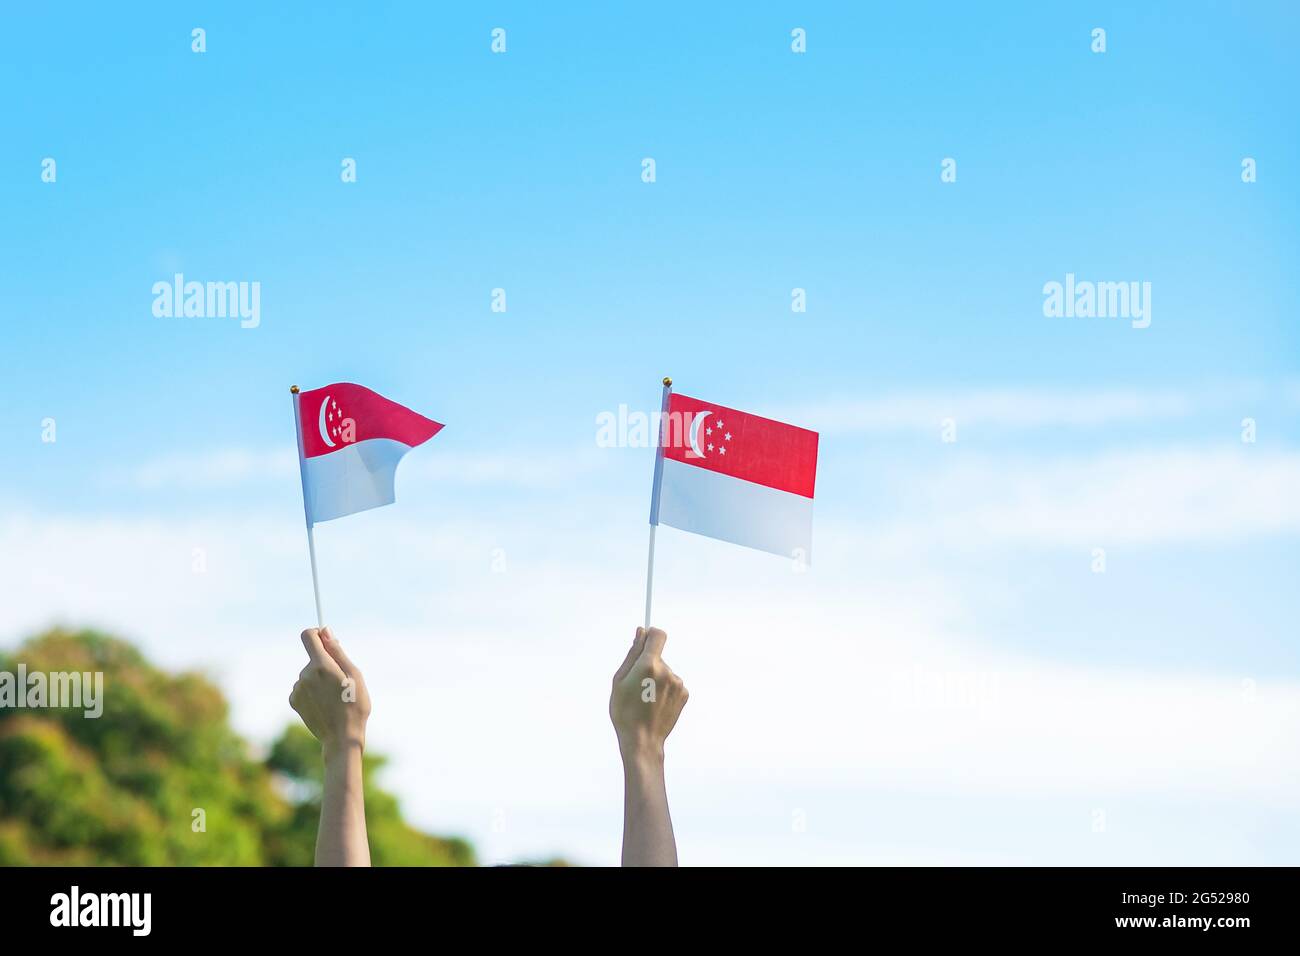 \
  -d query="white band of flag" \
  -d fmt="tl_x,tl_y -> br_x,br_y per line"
303,438 -> 412,524
656,457 -> 813,560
